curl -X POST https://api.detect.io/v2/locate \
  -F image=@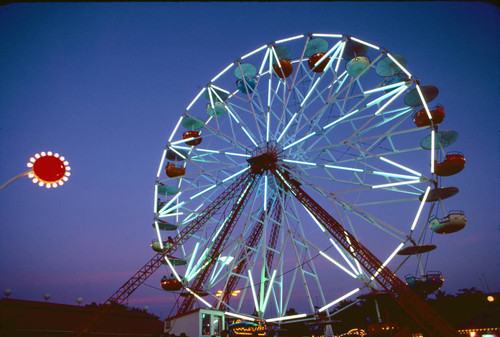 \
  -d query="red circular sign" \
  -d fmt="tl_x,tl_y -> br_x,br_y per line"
32,156 -> 66,183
